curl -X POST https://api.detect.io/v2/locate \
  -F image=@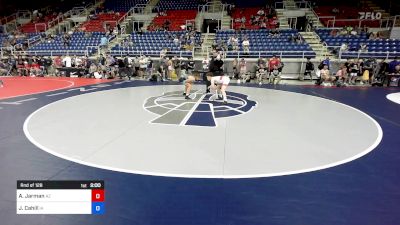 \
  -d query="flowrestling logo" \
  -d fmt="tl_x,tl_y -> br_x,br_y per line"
143,90 -> 257,127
